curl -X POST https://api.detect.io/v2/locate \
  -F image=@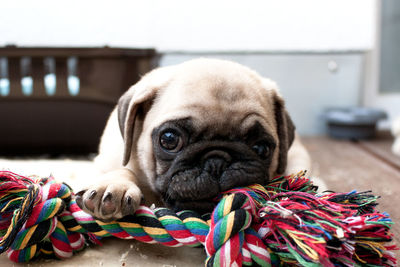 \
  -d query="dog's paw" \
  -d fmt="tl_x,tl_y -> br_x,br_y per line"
75,179 -> 143,222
